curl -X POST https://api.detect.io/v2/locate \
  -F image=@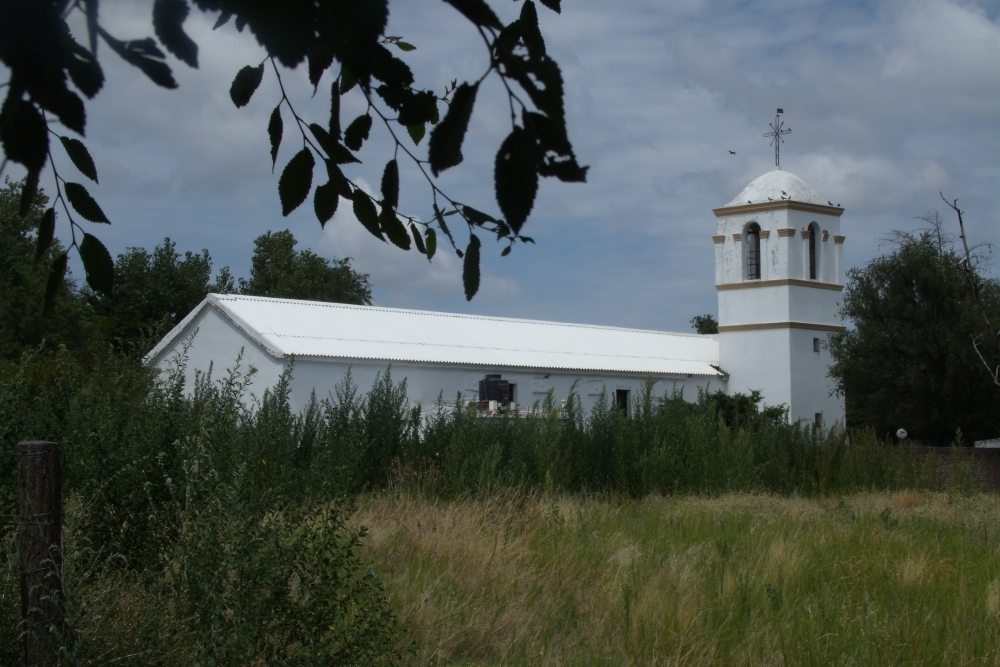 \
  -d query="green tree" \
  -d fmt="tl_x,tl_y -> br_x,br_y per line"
93,238 -> 228,352
1,0 -> 583,302
239,229 -> 372,305
829,227 -> 1000,444
0,178 -> 95,360
690,314 -> 718,335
